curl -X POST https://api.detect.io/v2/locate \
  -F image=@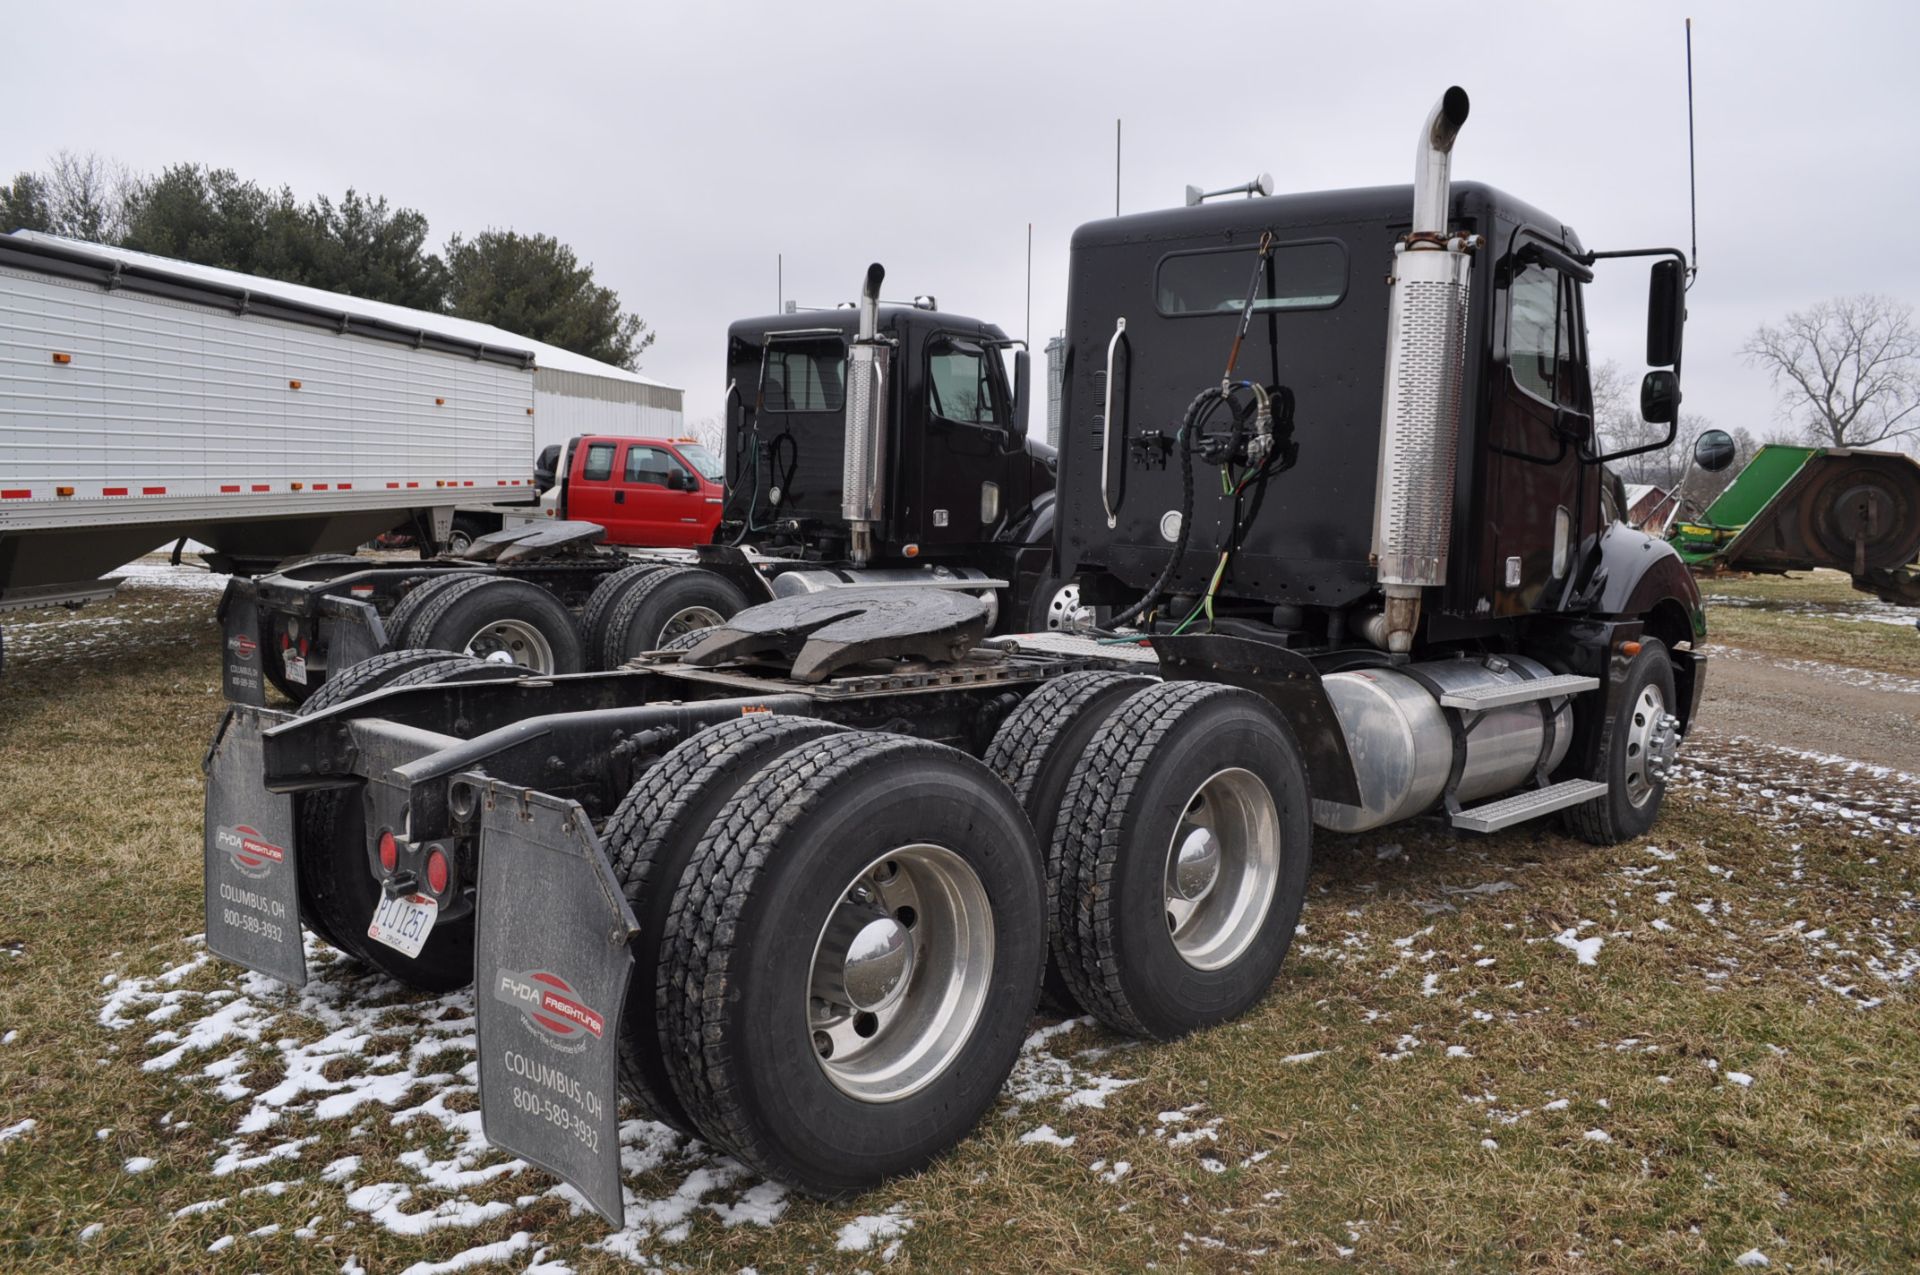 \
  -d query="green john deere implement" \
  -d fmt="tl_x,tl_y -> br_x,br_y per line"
1668,444 -> 1920,605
